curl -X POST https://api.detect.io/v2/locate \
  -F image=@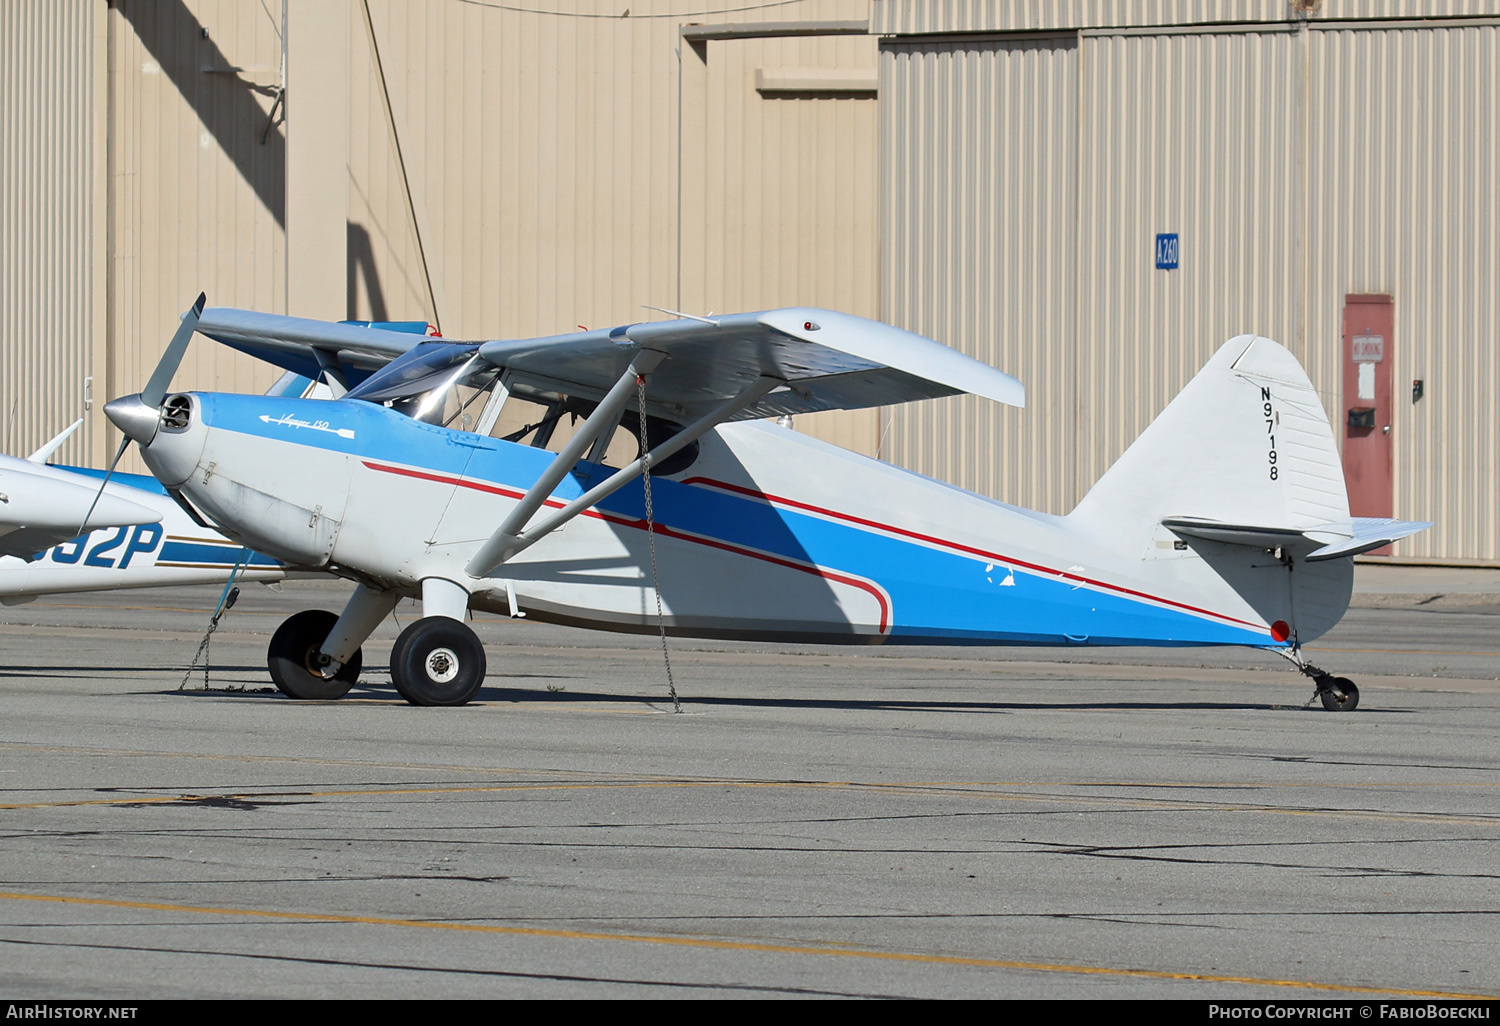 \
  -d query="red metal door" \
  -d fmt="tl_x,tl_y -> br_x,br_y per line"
1341,294 -> 1394,551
